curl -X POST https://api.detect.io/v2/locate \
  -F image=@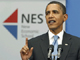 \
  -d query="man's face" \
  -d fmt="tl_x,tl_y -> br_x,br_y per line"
45,4 -> 67,31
